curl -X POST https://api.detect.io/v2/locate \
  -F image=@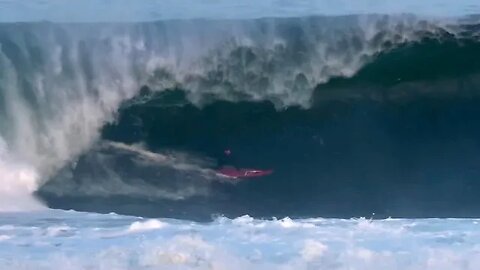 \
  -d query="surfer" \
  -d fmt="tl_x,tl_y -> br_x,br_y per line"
217,149 -> 236,169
